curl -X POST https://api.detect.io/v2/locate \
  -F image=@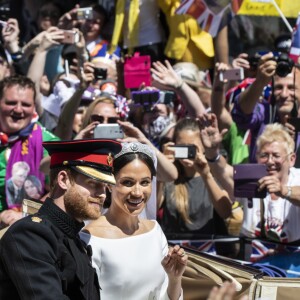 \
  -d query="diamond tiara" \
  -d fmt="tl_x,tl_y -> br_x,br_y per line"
114,142 -> 155,163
